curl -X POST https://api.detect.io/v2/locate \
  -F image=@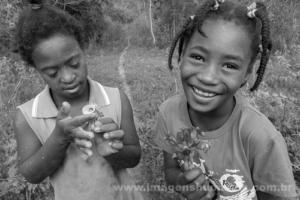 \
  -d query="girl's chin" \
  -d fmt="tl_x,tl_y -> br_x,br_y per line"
188,102 -> 217,114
